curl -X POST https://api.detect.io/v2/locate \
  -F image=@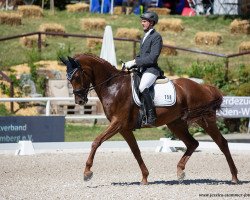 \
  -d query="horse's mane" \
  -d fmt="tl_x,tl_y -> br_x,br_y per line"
75,53 -> 119,73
